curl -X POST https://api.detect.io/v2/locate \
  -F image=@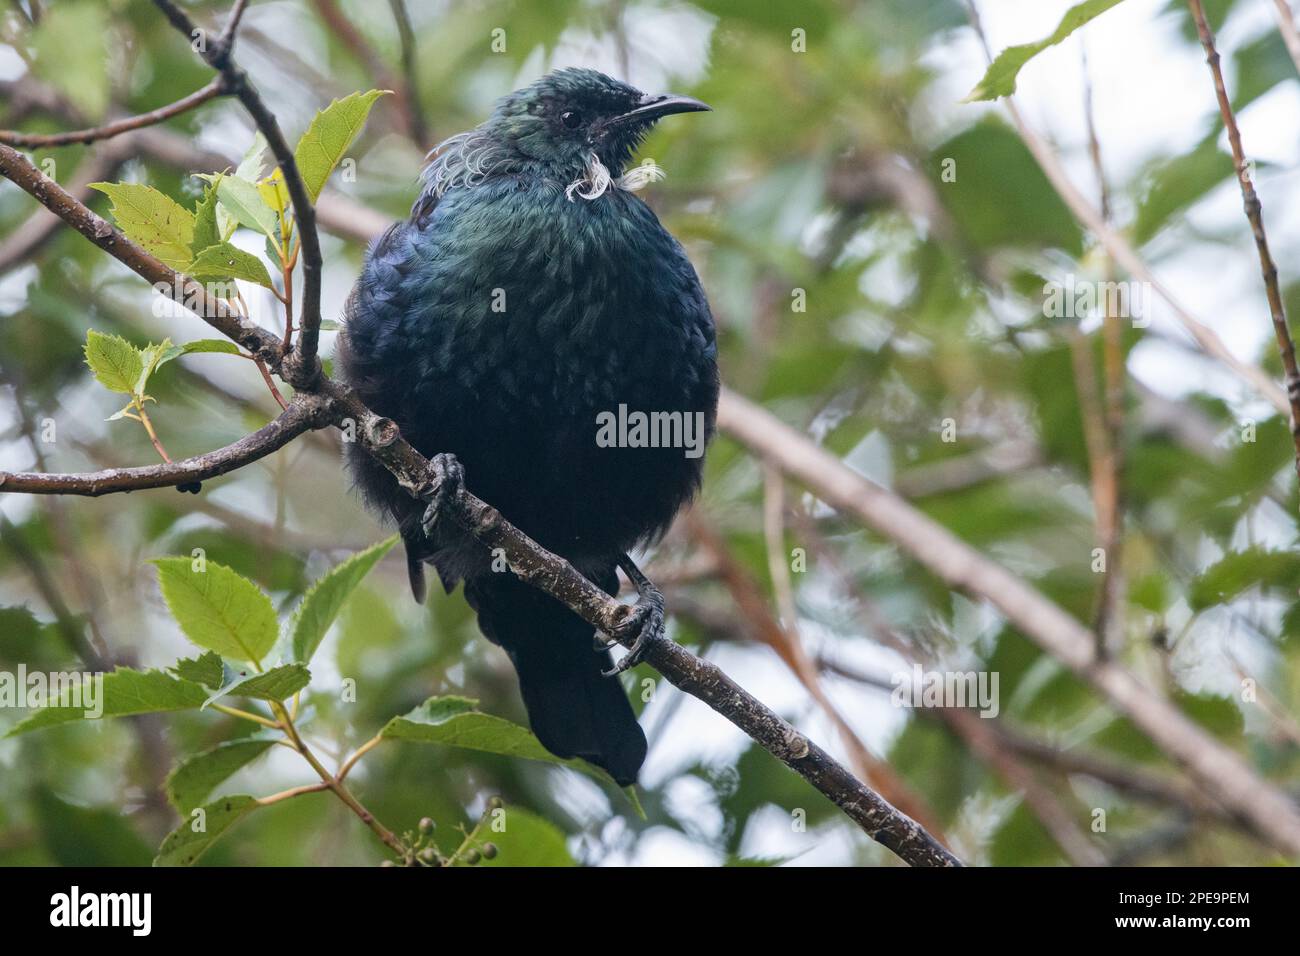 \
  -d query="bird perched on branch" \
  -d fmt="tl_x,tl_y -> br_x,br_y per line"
340,68 -> 718,786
